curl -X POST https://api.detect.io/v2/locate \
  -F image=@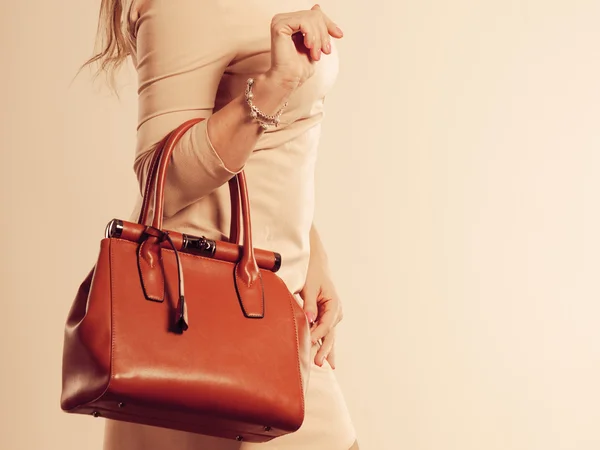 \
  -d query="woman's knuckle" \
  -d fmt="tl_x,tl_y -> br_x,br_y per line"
308,10 -> 320,20
270,22 -> 282,34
